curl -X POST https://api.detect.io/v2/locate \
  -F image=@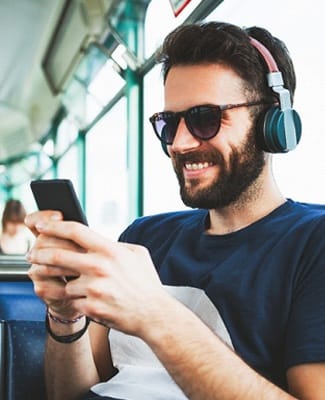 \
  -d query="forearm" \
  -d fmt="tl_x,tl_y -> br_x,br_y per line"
142,296 -> 297,400
45,318 -> 101,400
